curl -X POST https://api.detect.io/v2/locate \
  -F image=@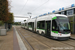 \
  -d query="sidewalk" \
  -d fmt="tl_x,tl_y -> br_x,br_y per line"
0,28 -> 13,50
70,34 -> 75,40
0,27 -> 26,50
